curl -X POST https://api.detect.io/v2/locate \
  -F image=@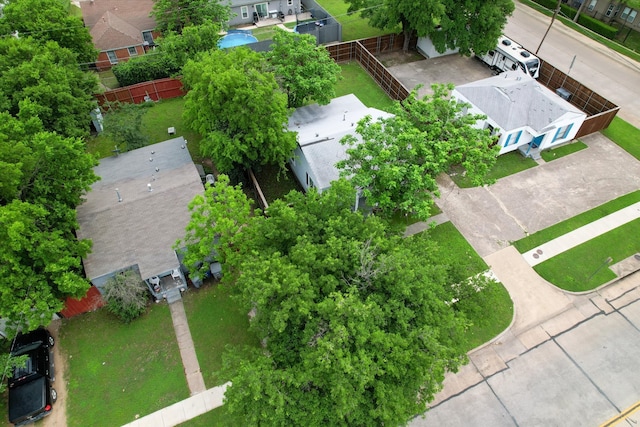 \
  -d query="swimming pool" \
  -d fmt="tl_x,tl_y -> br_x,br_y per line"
218,30 -> 258,49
